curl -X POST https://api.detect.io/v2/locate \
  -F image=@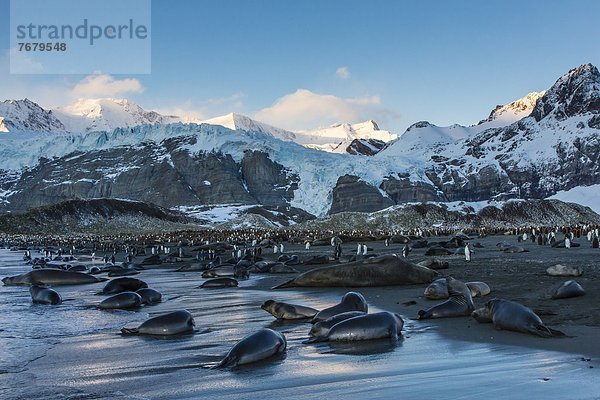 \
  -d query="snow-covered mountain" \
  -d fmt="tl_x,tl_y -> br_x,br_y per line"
294,120 -> 397,153
0,63 -> 598,220
52,98 -> 180,133
199,112 -> 297,142
0,99 -> 66,133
